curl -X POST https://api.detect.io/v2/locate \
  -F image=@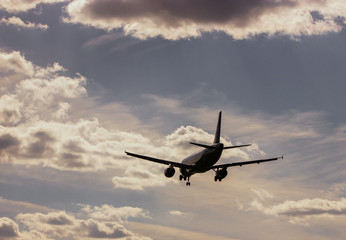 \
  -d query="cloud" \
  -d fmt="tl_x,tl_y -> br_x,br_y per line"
80,204 -> 151,222
0,197 -> 52,217
64,0 -> 346,40
0,0 -> 65,13
0,217 -> 19,239
112,166 -> 177,190
247,189 -> 346,226
0,134 -> 20,152
251,188 -> 274,201
169,210 -> 191,217
1,50 -> 344,192
128,221 -> 239,240
0,16 -> 48,30
140,94 -> 325,144
0,197 -> 151,240
15,205 -> 151,240
0,95 -> 22,126
0,52 -> 253,191
0,51 -> 35,91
